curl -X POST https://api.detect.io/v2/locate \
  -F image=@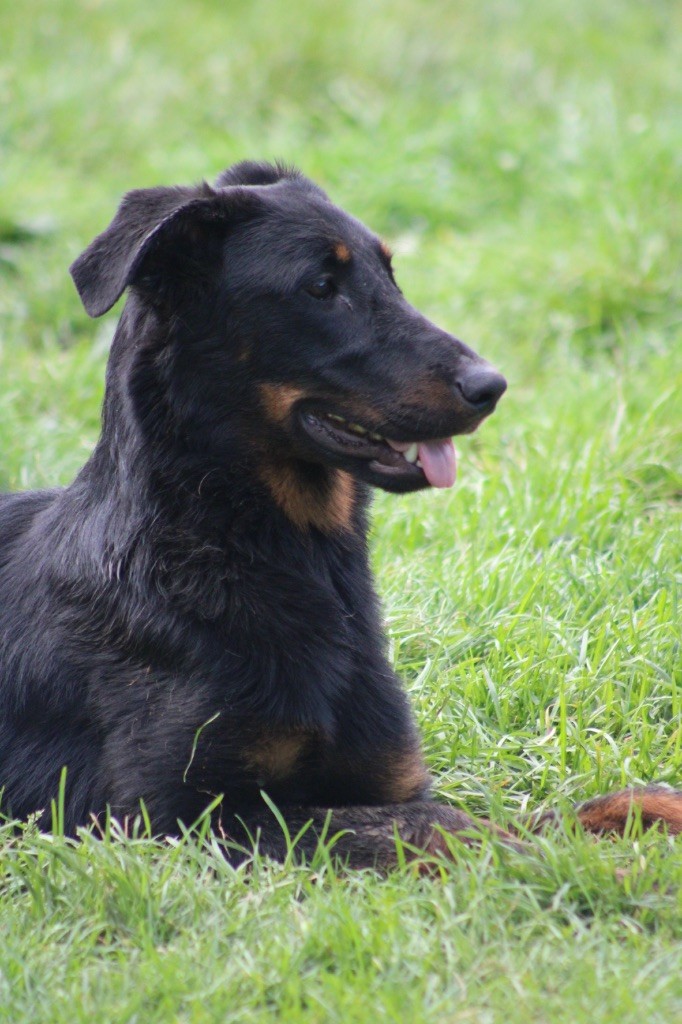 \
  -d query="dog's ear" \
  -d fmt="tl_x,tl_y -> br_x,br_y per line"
215,160 -> 299,188
70,184 -> 263,318
215,160 -> 327,198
